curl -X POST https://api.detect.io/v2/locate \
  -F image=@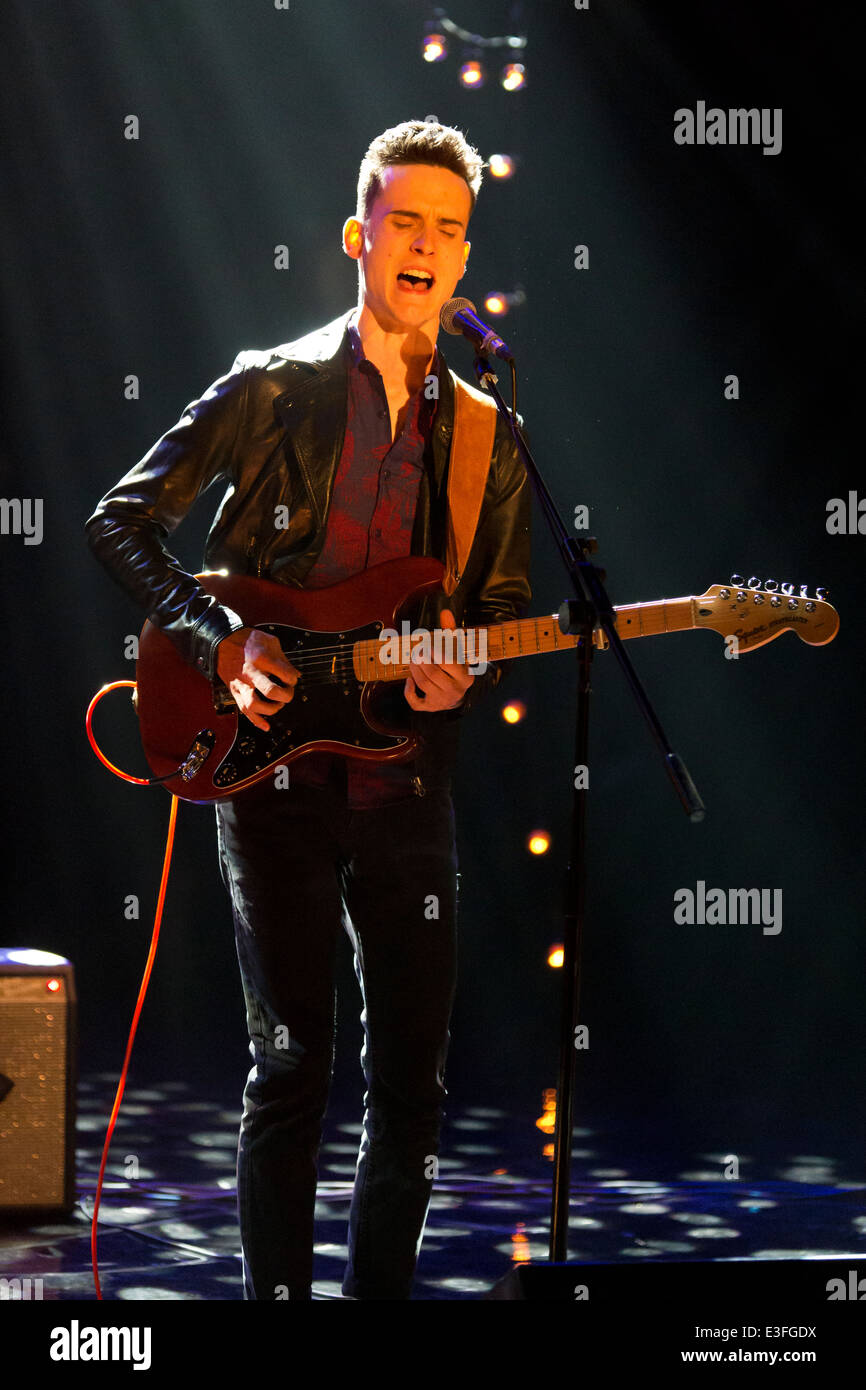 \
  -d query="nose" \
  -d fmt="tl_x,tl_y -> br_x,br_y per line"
410,223 -> 436,255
